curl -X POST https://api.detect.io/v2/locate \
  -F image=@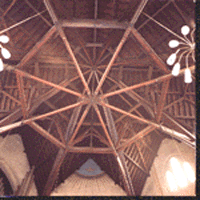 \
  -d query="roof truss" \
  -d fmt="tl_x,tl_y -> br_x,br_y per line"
0,0 -> 195,196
